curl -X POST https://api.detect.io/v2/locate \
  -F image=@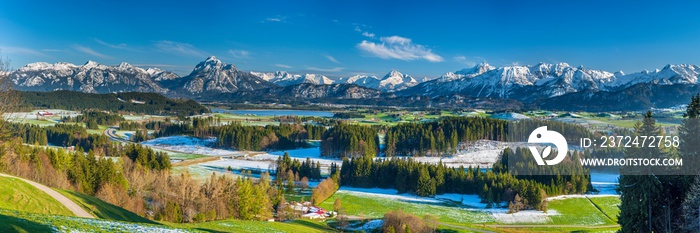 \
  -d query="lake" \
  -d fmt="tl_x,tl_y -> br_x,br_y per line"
211,108 -> 334,117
